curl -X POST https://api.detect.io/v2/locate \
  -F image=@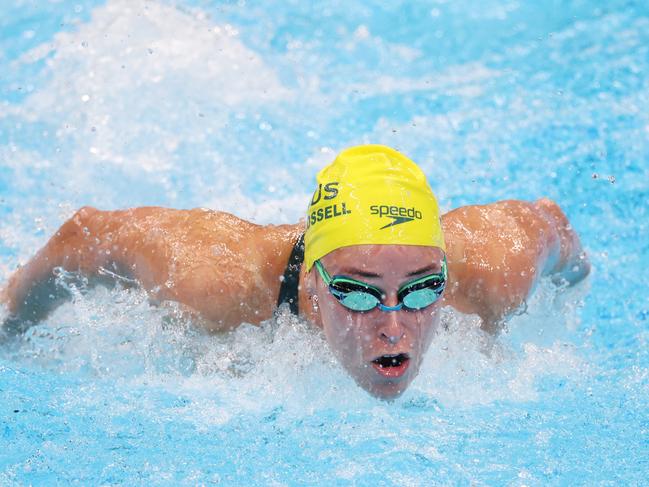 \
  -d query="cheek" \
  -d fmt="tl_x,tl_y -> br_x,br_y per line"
321,305 -> 371,357
325,311 -> 356,344
412,305 -> 441,349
